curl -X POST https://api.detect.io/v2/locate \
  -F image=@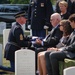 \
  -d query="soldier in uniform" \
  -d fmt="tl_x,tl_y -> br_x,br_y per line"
0,11 -> 32,72
28,0 -> 54,38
